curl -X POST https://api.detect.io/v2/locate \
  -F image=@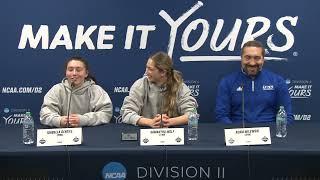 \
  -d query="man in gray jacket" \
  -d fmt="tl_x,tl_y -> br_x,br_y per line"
40,57 -> 113,127
120,52 -> 197,128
